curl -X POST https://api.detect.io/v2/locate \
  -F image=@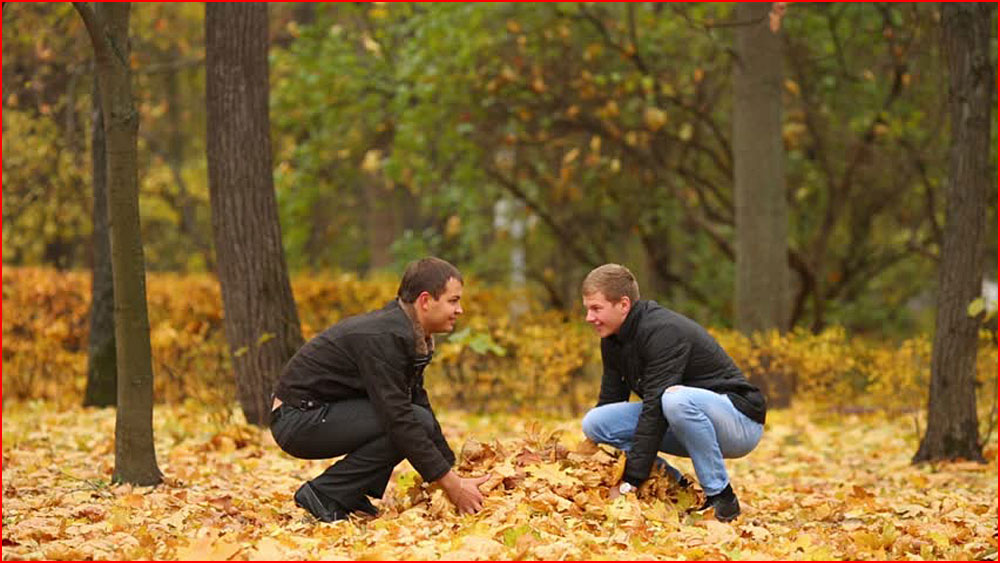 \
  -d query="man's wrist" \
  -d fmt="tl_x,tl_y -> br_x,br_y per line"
436,470 -> 459,491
